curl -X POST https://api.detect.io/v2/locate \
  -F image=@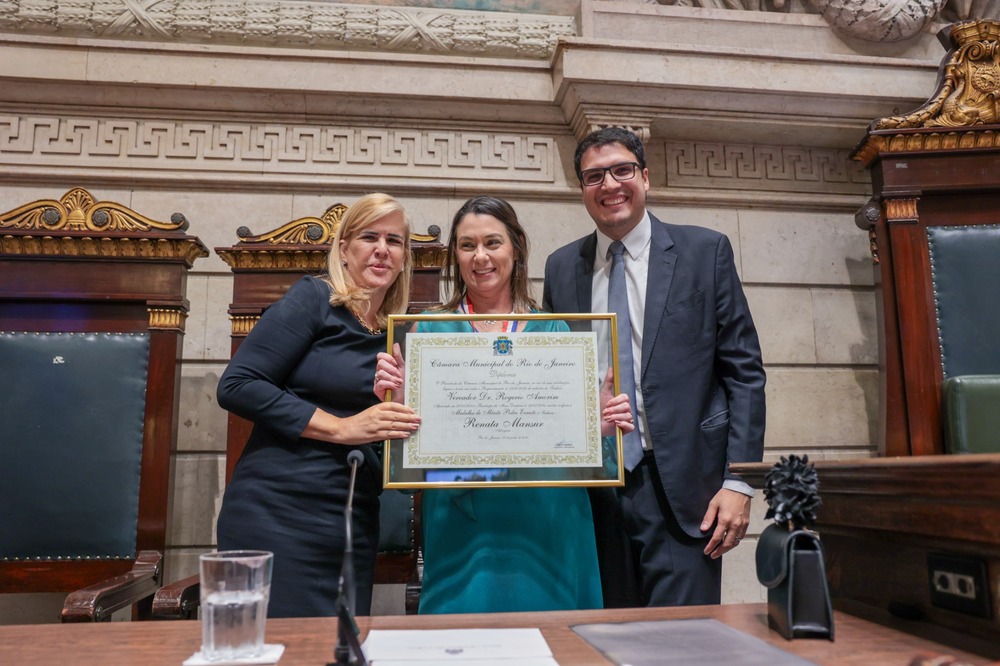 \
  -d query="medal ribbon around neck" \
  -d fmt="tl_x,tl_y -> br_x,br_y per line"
461,294 -> 519,333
